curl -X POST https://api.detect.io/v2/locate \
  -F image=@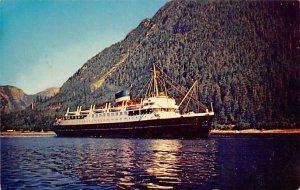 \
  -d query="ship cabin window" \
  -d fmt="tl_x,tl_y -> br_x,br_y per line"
161,108 -> 175,112
128,110 -> 140,116
144,102 -> 155,106
141,109 -> 153,115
